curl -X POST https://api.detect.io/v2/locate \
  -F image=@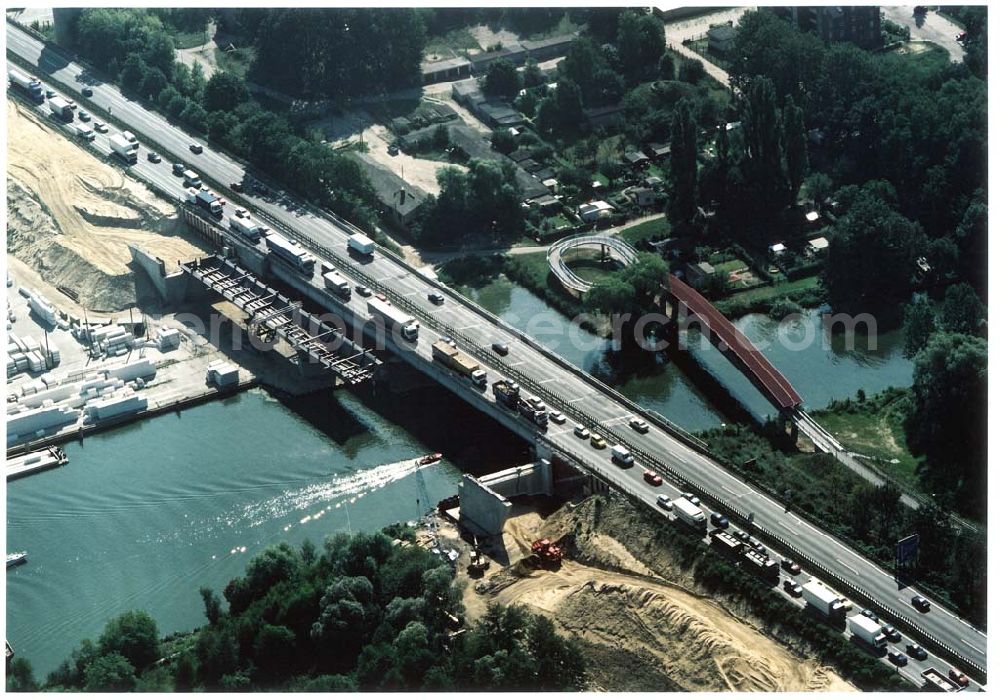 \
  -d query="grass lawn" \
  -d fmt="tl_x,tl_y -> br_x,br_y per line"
715,275 -> 823,317
215,47 -> 254,78
617,216 -> 669,245
713,259 -> 746,275
424,28 -> 480,58
566,258 -> 620,284
886,41 -> 951,71
171,28 -> 209,50
810,389 -> 923,489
